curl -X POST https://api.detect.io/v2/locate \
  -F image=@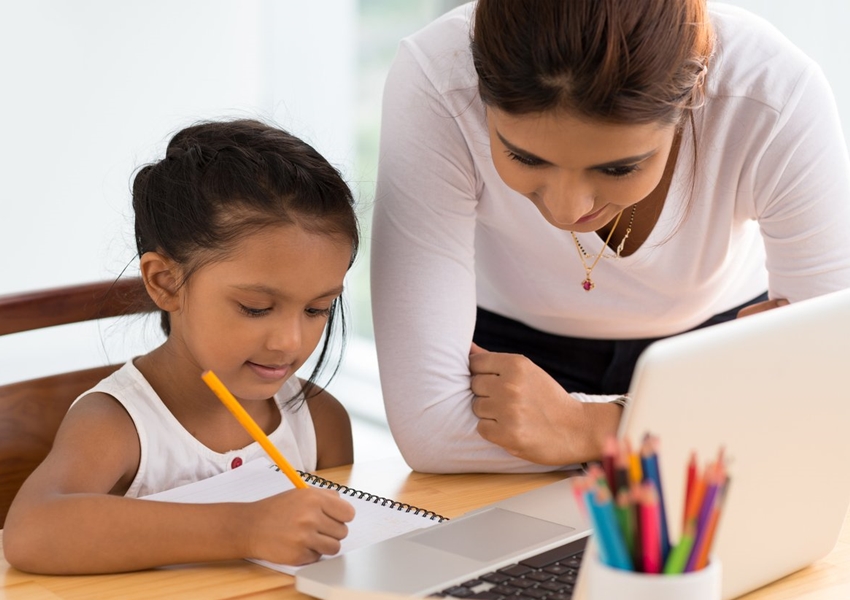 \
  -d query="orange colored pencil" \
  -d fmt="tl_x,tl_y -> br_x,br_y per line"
626,438 -> 643,484
201,370 -> 307,489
